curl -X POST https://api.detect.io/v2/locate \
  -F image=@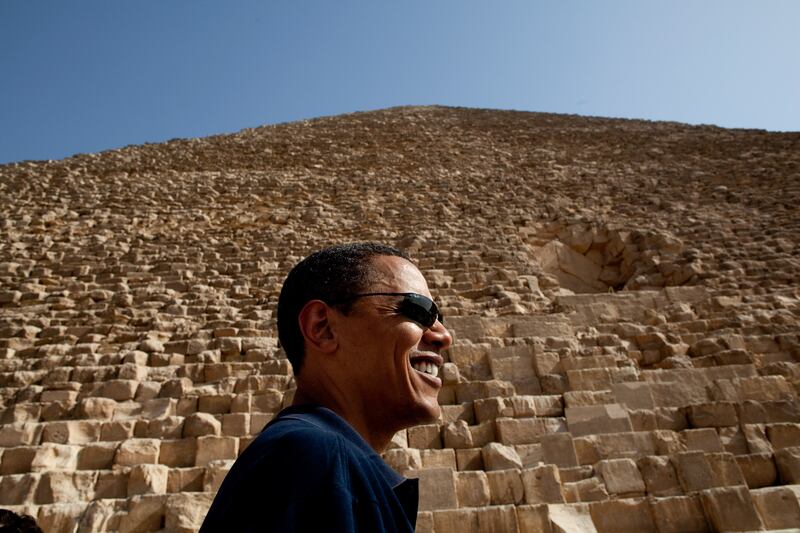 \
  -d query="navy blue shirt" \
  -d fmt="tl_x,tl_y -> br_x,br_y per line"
200,404 -> 418,532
